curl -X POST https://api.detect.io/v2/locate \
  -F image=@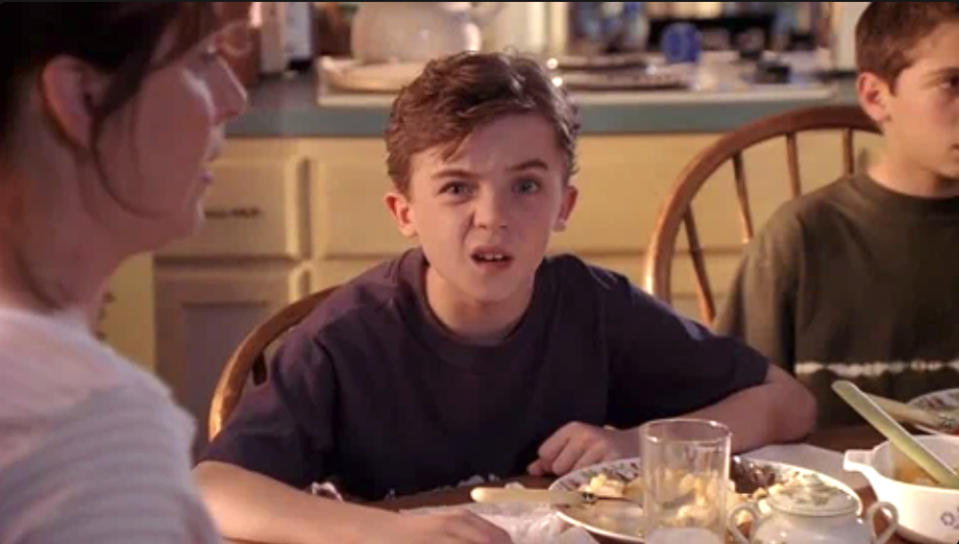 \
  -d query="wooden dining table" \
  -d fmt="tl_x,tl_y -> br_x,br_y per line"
226,424 -> 916,543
